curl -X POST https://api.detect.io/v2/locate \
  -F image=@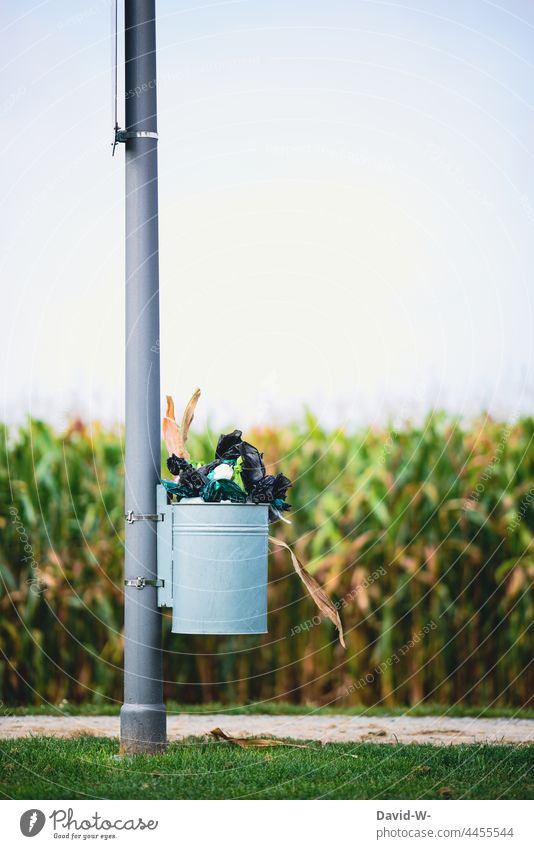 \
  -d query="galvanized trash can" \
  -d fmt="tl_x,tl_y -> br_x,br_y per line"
156,485 -> 269,634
